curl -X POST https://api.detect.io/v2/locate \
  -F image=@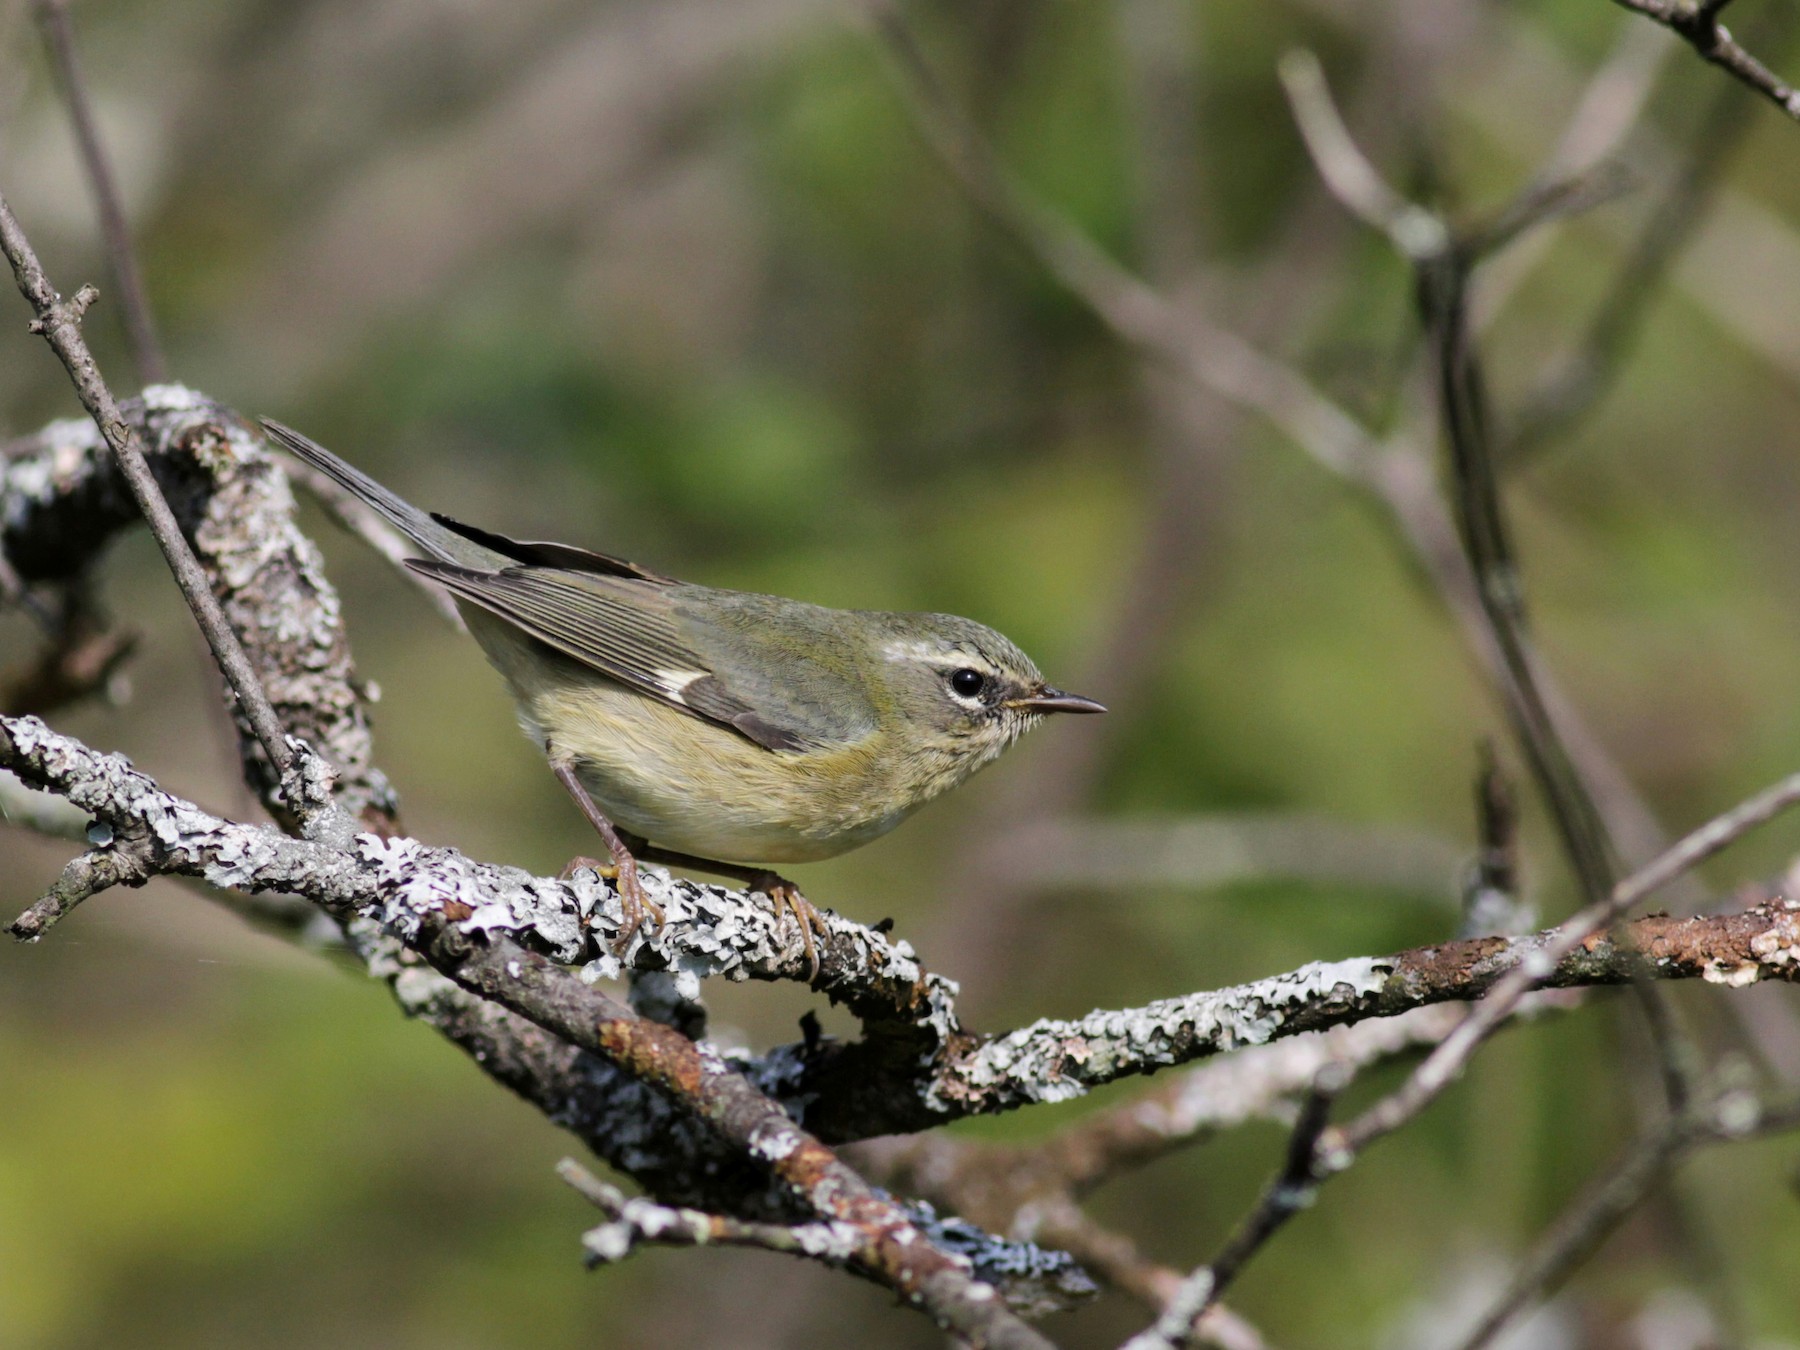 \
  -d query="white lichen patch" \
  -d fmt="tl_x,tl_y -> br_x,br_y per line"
1702,960 -> 1763,987
748,1126 -> 802,1163
1748,926 -> 1800,966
